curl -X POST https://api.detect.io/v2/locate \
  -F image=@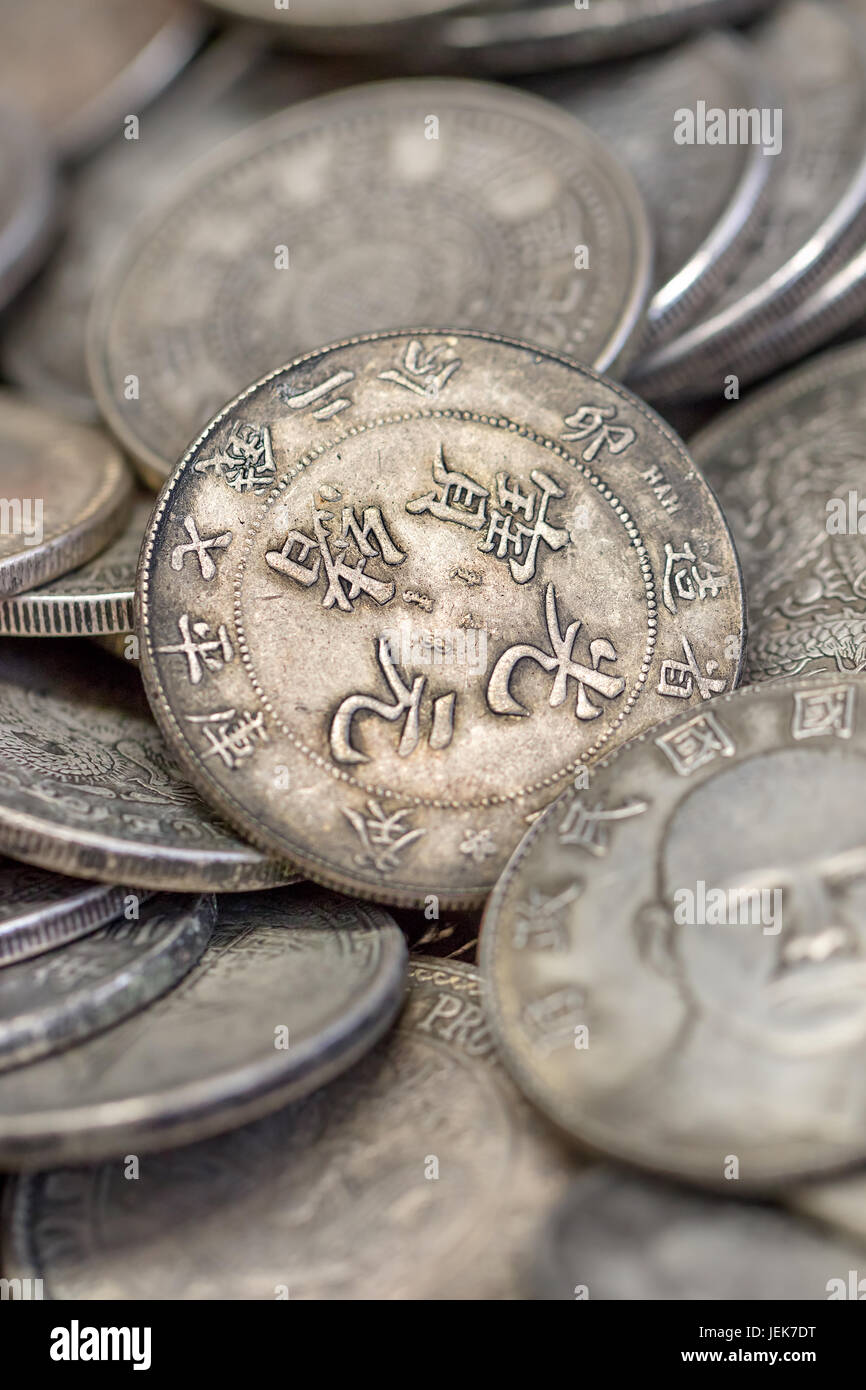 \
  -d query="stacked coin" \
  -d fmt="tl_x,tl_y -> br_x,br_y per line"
2,0 -> 866,1303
